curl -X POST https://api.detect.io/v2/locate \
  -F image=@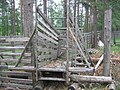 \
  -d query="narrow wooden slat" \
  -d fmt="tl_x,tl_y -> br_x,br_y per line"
37,24 -> 58,40
37,46 -> 57,53
0,71 -> 32,77
37,8 -> 58,37
39,77 -> 66,81
0,37 -> 29,42
9,66 -> 36,72
38,67 -> 66,72
0,59 -> 31,64
38,31 -> 58,45
38,55 -> 52,61
37,38 -> 57,48
38,54 -> 57,61
69,67 -> 94,73
0,46 -> 25,50
37,18 -> 58,37
0,77 -> 32,84
0,53 -> 31,56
